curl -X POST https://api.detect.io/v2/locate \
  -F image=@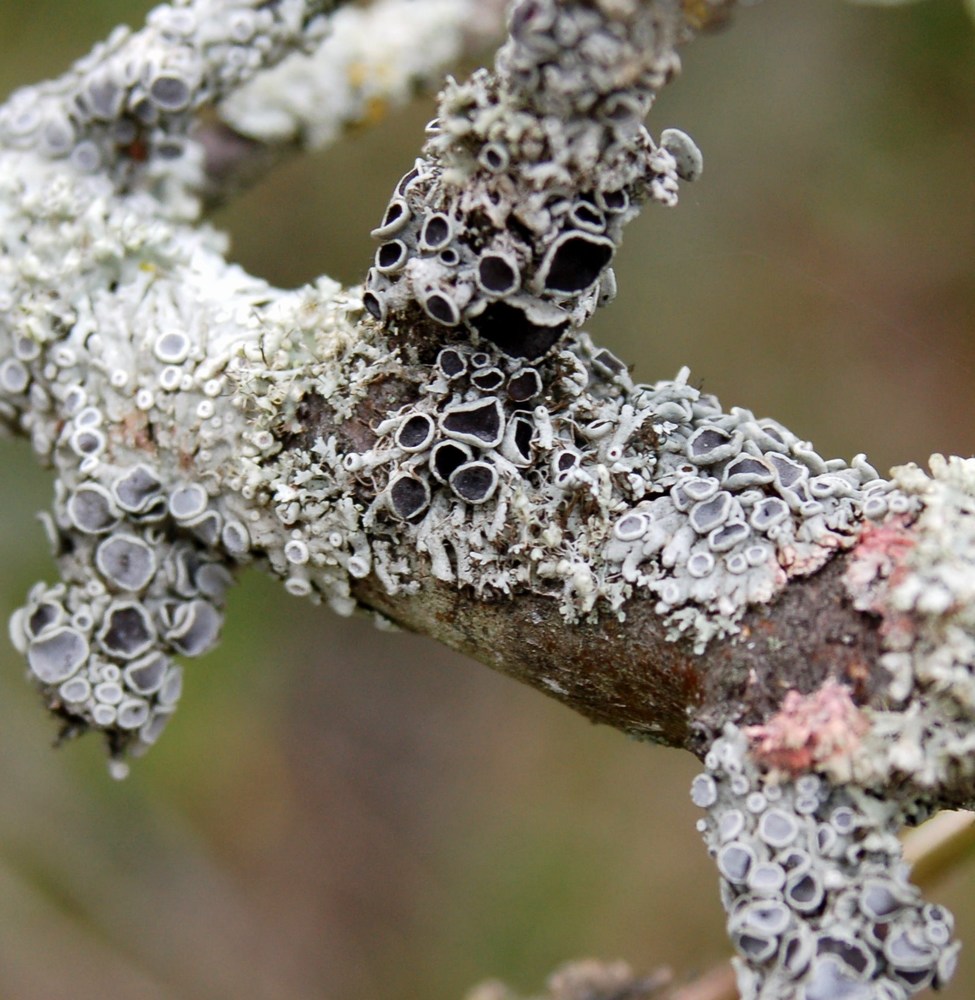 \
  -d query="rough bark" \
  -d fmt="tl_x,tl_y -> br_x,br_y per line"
353,531 -> 888,754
